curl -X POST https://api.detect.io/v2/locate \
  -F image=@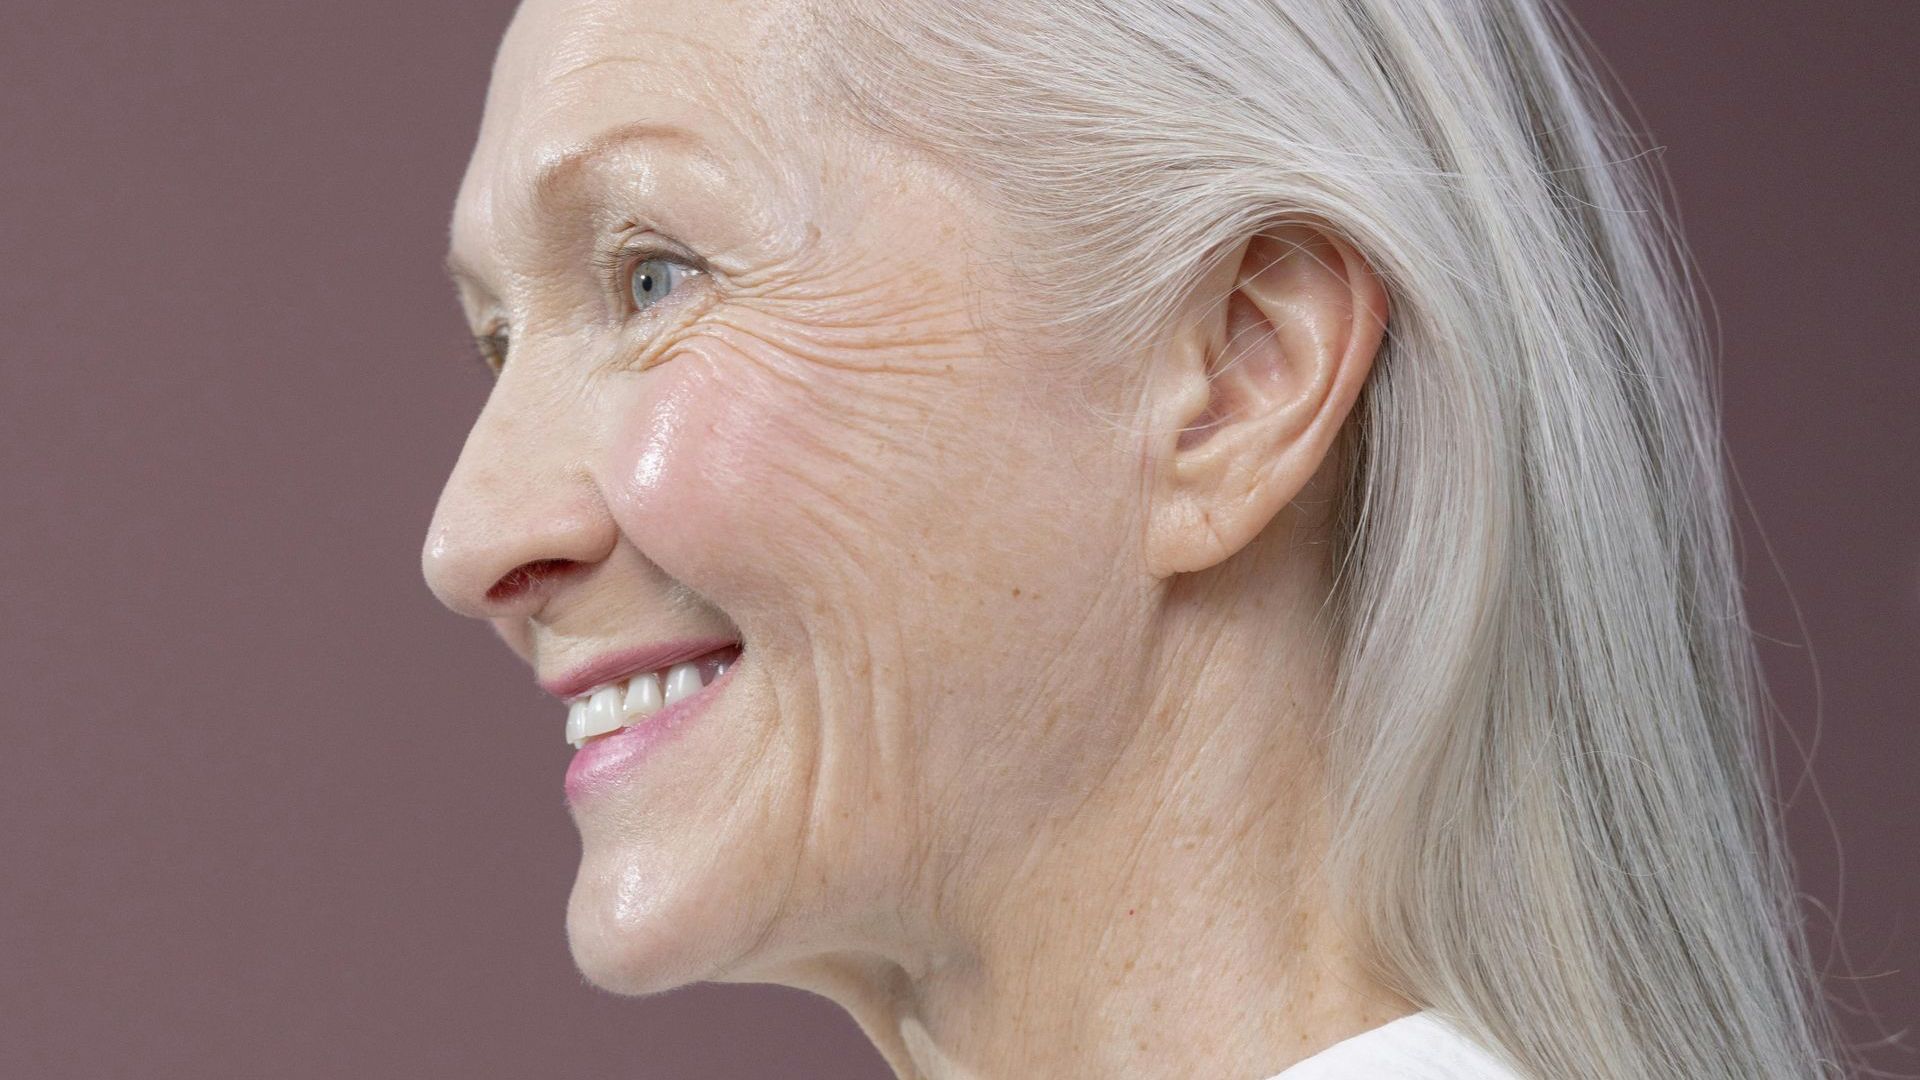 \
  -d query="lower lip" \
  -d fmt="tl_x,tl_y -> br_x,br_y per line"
563,665 -> 736,804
